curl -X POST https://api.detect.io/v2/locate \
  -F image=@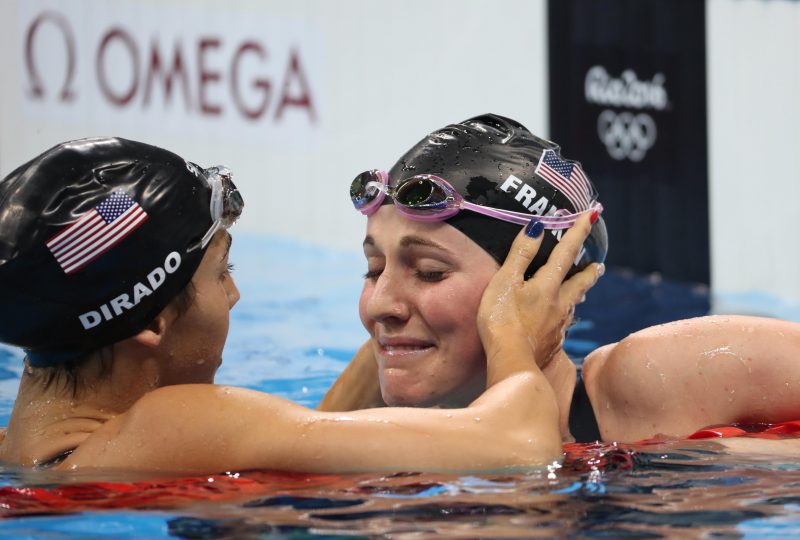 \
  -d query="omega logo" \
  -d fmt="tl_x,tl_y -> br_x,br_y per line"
23,10 -> 316,123
25,12 -> 77,102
